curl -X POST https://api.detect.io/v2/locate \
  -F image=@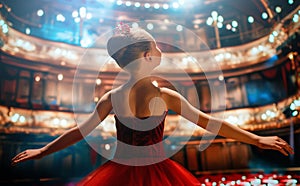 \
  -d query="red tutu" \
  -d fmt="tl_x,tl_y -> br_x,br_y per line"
77,159 -> 200,186
77,113 -> 200,185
